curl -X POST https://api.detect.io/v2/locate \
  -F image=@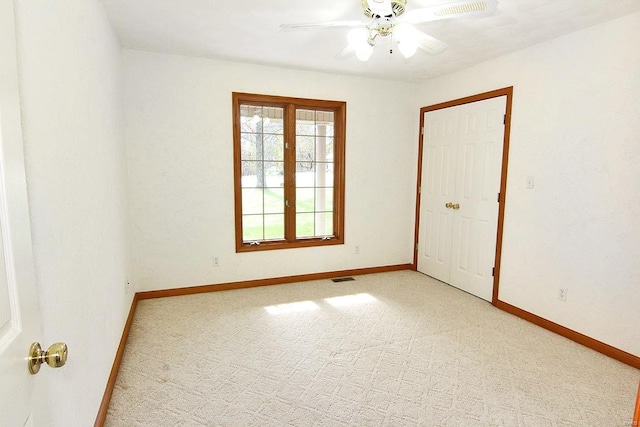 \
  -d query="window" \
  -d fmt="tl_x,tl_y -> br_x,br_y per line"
232,93 -> 346,252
